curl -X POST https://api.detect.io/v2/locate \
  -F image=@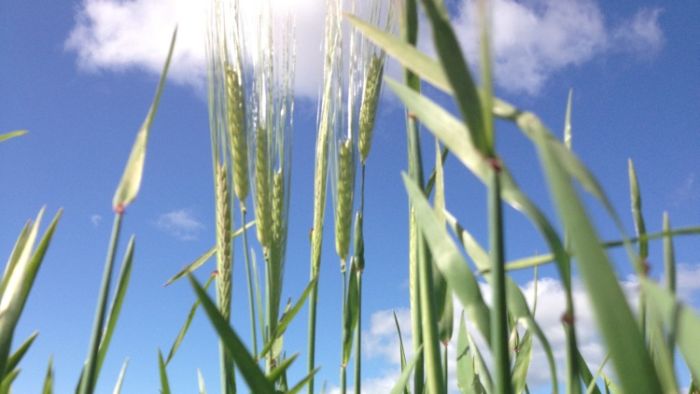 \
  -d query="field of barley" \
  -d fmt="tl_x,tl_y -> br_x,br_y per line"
2,0 -> 700,393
